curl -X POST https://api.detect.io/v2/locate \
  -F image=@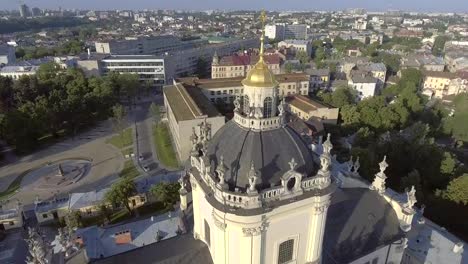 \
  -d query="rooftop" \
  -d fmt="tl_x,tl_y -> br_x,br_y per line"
163,82 -> 221,122
406,216 -> 467,264
423,70 -> 457,79
69,189 -> 108,210
76,210 -> 184,260
351,75 -> 378,83
286,95 -> 334,113
278,39 -> 310,45
0,66 -> 39,73
35,196 -> 69,213
89,234 -> 212,264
